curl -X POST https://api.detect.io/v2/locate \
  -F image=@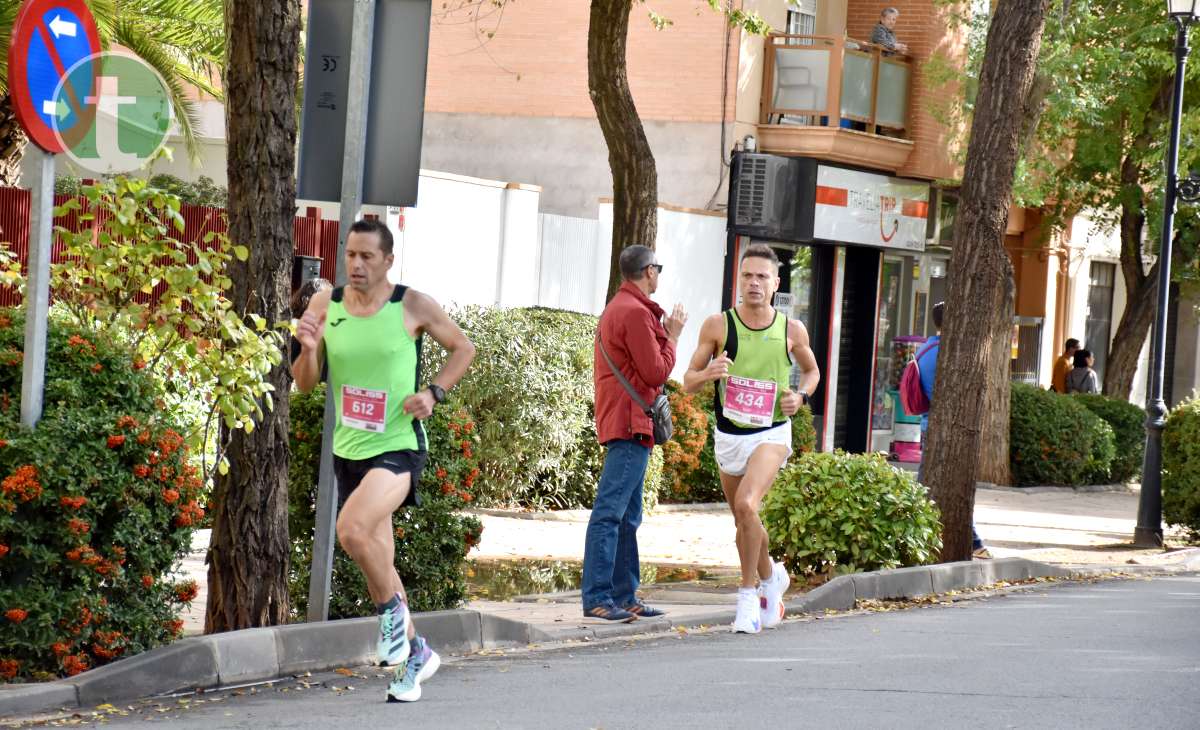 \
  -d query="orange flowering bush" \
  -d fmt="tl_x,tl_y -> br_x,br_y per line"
287,386 -> 482,619
0,314 -> 199,682
430,408 -> 483,507
659,382 -> 712,503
